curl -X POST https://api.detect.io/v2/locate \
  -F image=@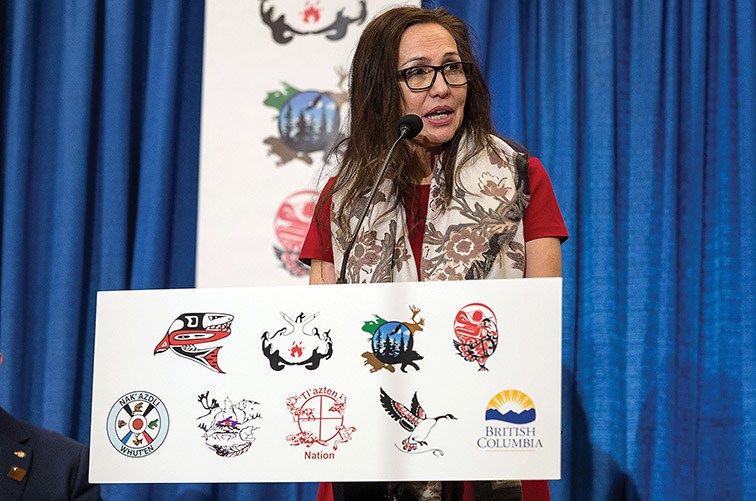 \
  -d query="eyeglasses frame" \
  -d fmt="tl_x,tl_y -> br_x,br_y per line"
396,61 -> 474,91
